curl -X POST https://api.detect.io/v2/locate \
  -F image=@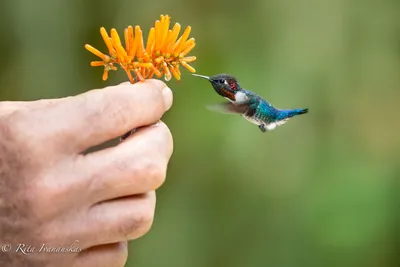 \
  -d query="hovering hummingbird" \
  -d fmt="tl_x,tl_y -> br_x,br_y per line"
192,73 -> 309,132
